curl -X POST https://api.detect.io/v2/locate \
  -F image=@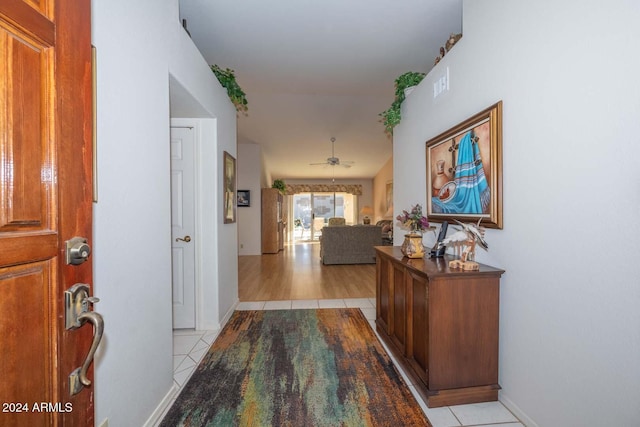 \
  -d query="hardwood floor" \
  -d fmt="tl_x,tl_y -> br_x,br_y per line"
238,242 -> 376,301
